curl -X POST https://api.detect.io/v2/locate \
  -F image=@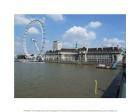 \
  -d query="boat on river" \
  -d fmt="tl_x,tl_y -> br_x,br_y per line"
96,64 -> 112,69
